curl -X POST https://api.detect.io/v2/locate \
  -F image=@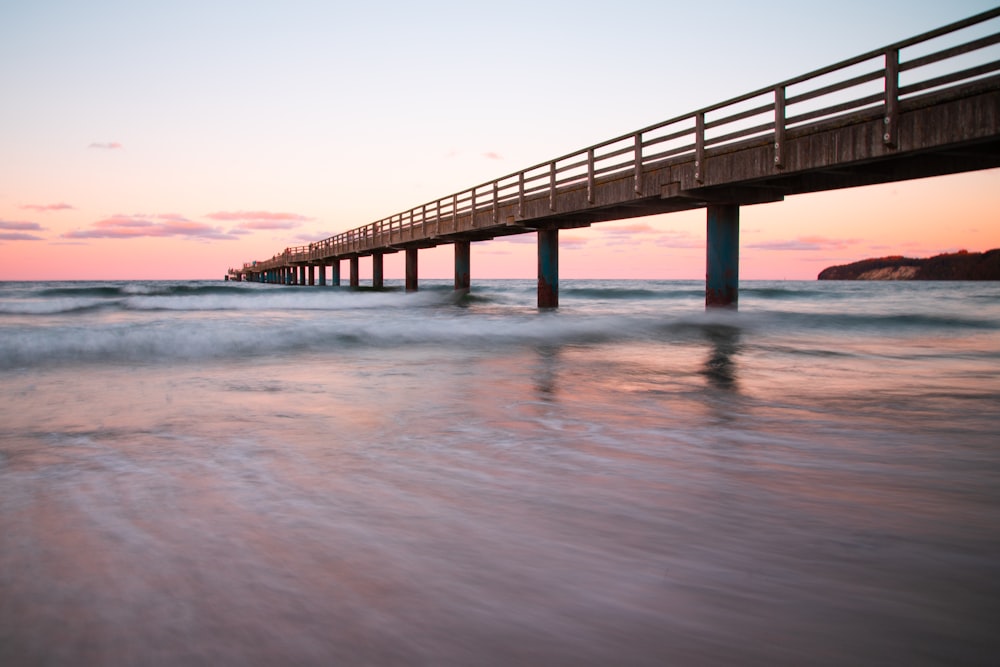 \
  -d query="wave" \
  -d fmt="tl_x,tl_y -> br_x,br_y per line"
0,309 -> 739,369
561,286 -> 701,300
0,285 -> 455,315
